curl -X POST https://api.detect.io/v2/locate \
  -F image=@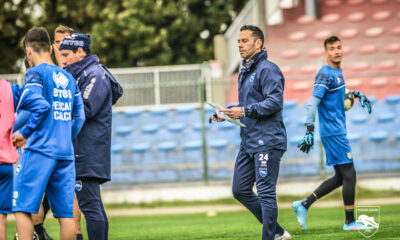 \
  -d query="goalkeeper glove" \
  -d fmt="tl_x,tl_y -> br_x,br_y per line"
298,125 -> 314,153
353,91 -> 372,114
